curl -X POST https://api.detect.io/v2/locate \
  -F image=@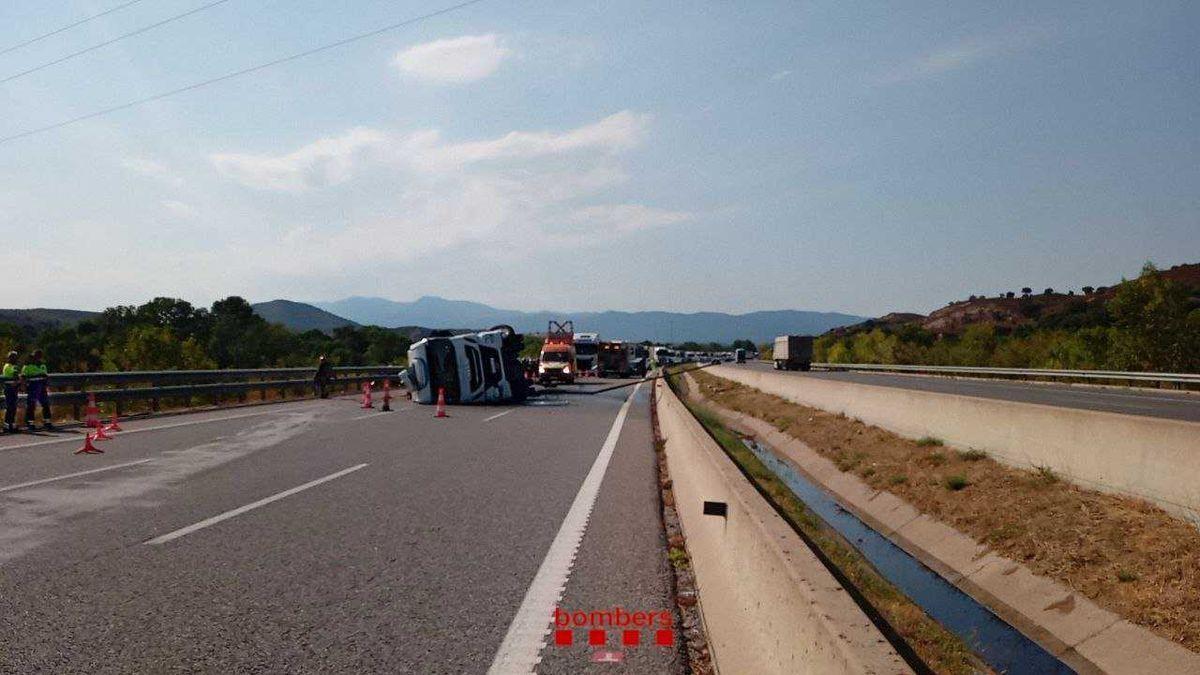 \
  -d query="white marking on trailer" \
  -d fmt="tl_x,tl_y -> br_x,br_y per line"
487,384 -> 641,674
144,463 -> 369,545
